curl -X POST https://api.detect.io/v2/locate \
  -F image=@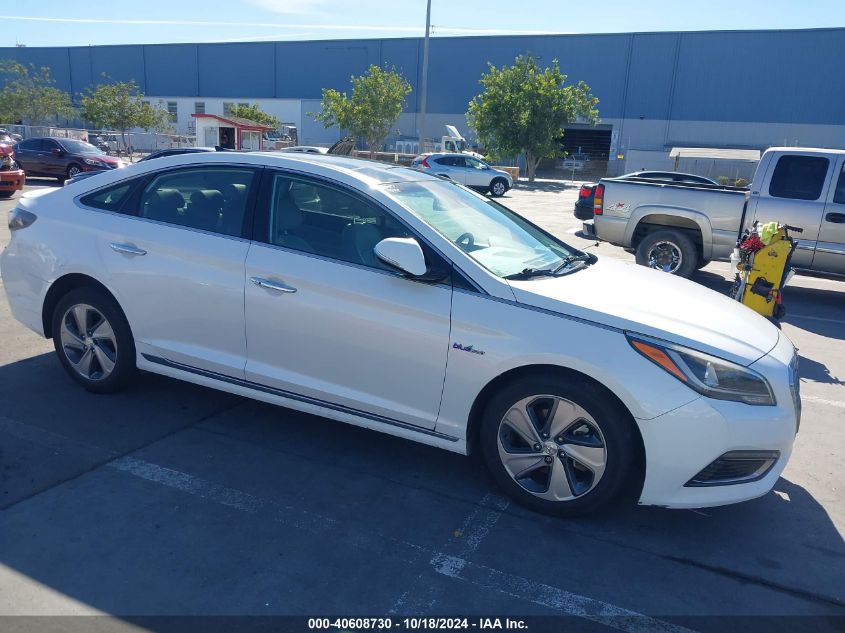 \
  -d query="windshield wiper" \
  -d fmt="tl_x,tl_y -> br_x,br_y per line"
504,267 -> 557,280
552,253 -> 592,273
